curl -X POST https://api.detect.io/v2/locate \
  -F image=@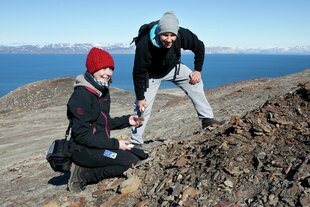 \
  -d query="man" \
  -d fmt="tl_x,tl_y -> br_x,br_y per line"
131,11 -> 224,148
